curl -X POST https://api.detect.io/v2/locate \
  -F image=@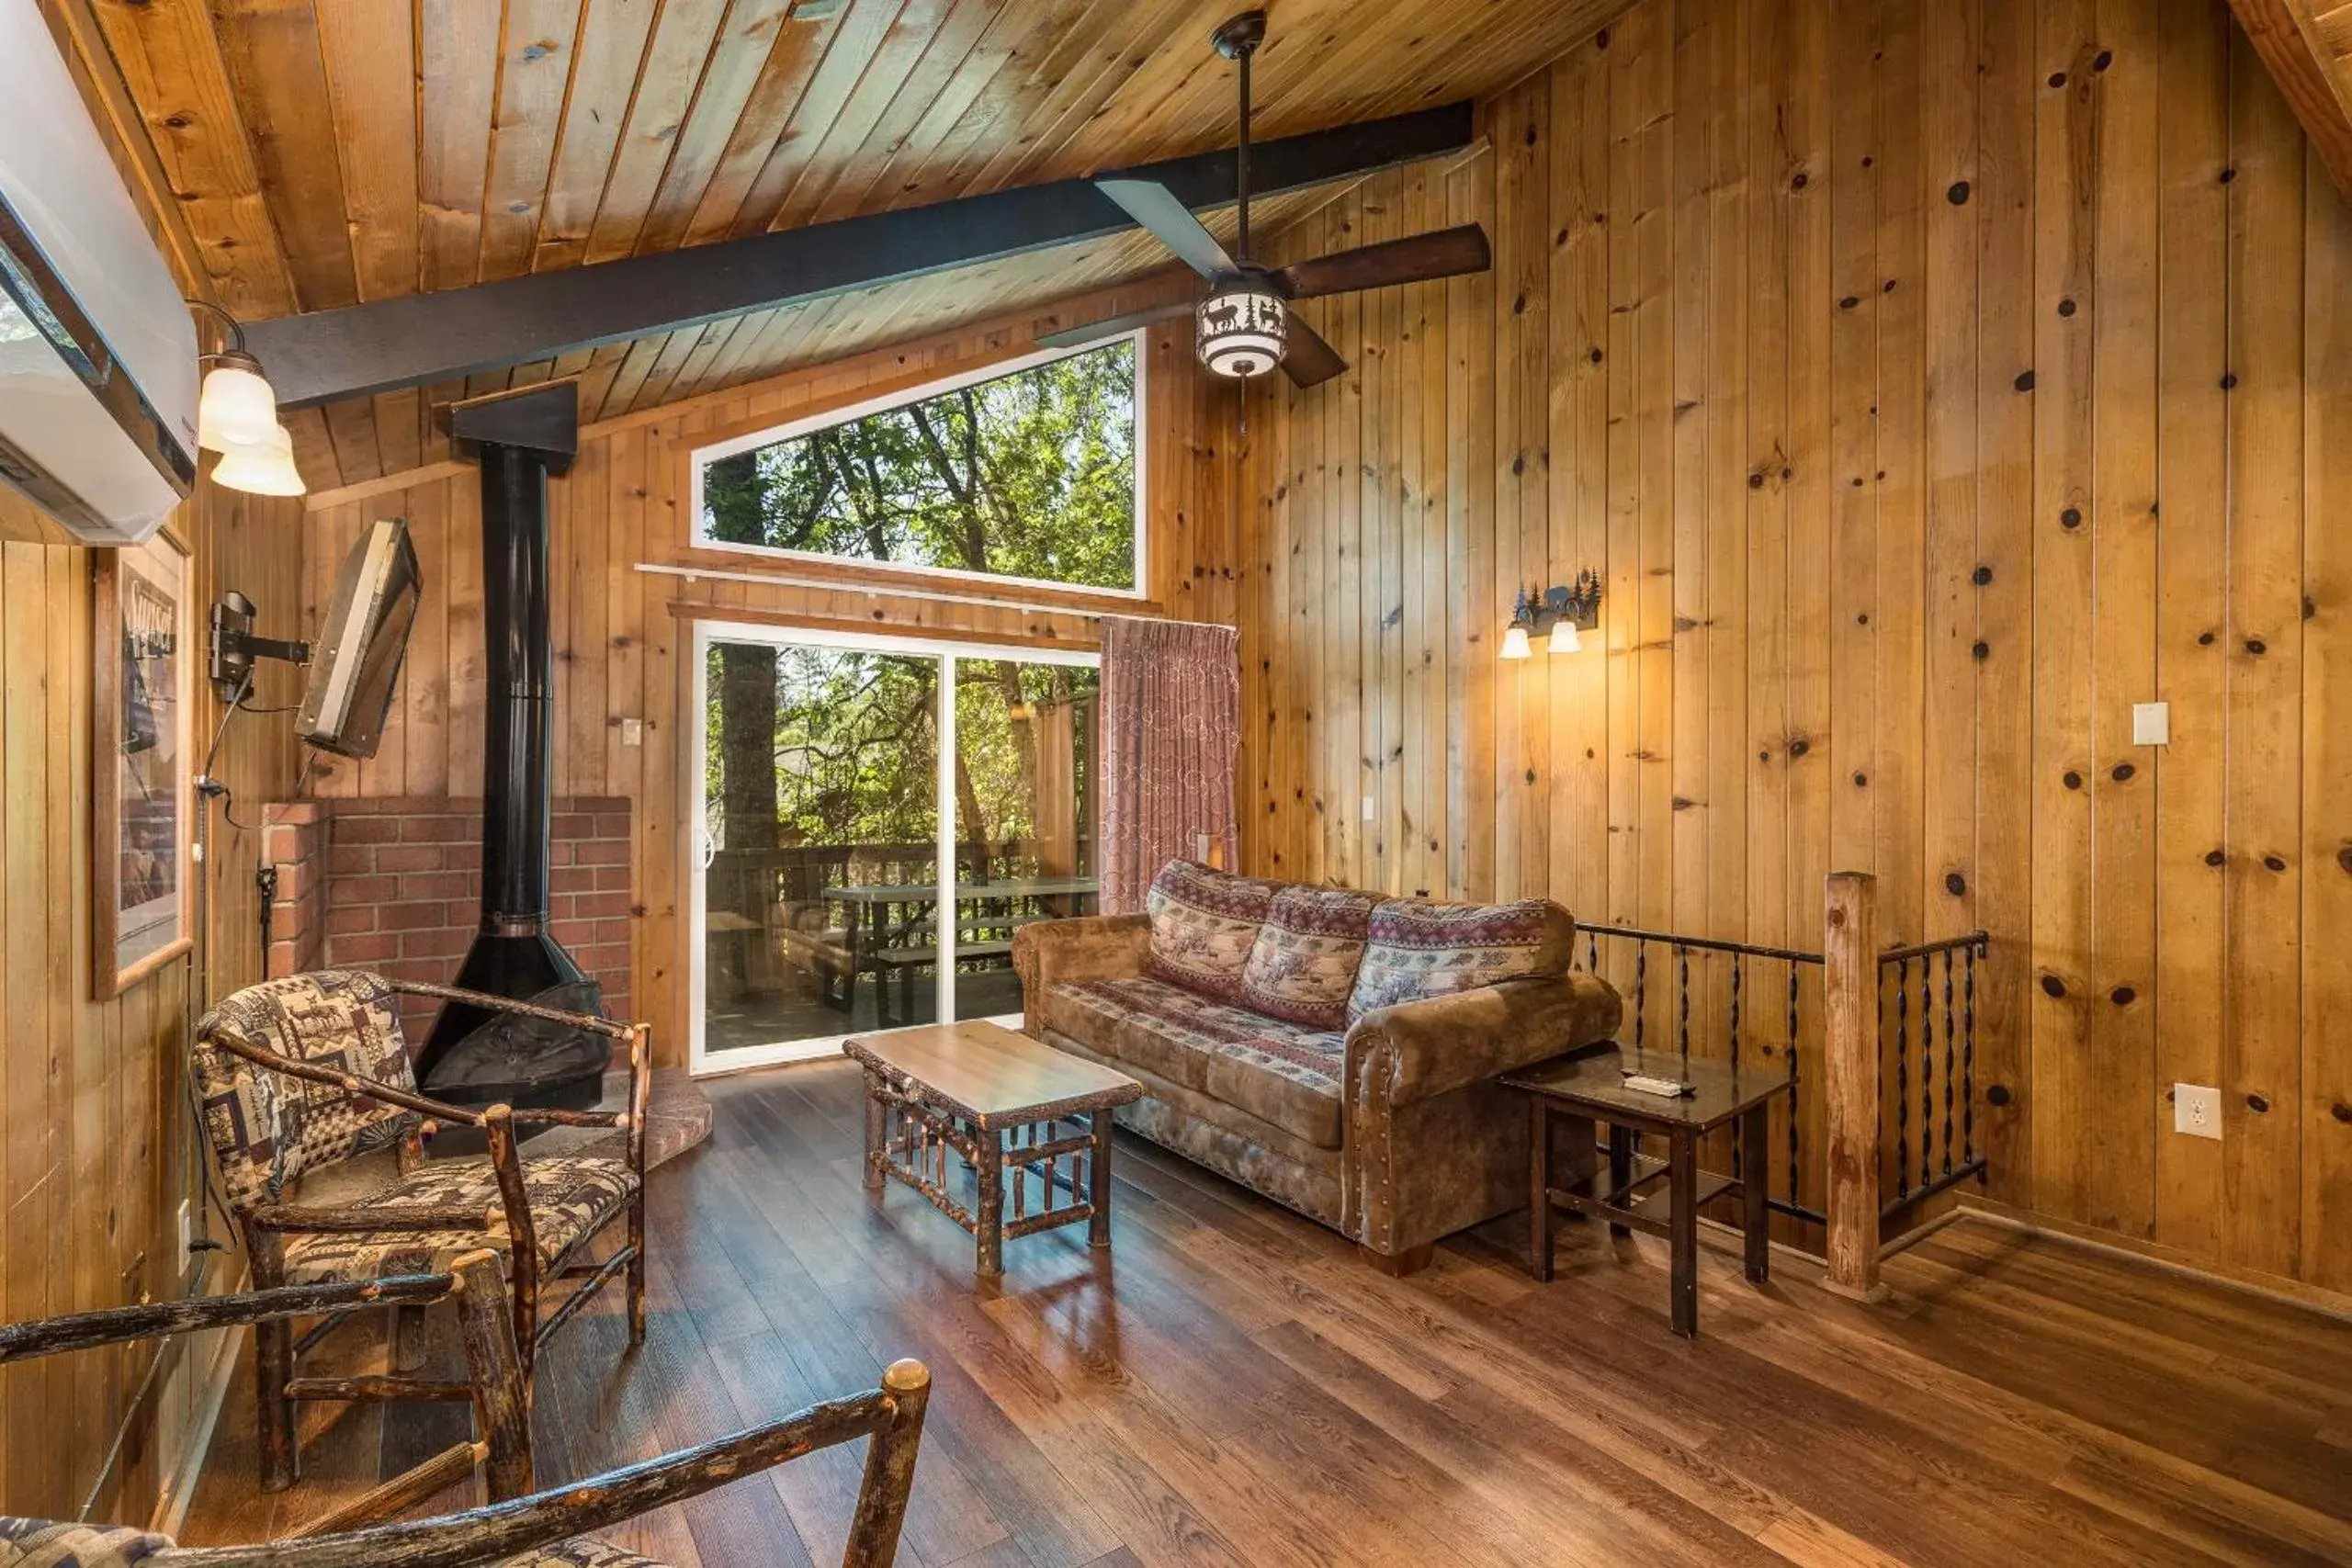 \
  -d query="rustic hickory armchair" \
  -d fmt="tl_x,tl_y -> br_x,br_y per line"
194,969 -> 650,1491
0,1258 -> 530,1540
0,1270 -> 932,1568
